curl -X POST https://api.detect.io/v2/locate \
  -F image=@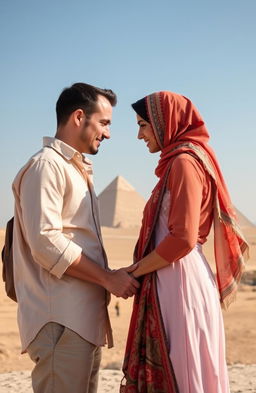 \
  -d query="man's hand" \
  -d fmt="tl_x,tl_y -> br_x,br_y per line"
104,264 -> 140,299
66,254 -> 139,299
